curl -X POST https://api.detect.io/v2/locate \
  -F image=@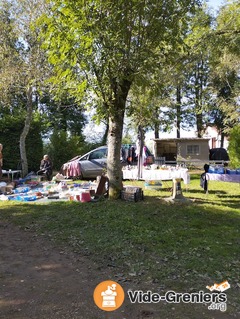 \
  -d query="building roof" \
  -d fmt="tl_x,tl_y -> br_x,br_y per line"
153,138 -> 210,142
